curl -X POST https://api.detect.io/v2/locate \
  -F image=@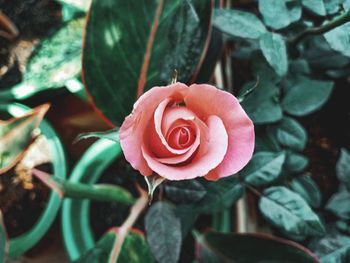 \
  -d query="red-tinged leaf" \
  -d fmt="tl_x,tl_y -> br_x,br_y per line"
83,0 -> 214,125
0,104 -> 50,175
0,210 -> 7,263
196,232 -> 320,263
